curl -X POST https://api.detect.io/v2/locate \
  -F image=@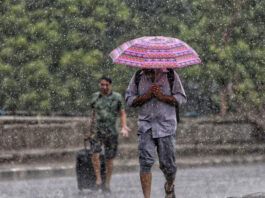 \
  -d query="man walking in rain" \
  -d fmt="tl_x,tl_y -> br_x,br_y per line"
126,68 -> 186,198
89,76 -> 131,193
